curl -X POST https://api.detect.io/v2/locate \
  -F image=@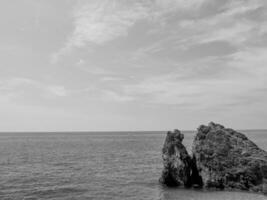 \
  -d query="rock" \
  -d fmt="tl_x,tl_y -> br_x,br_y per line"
192,122 -> 267,193
160,129 -> 202,187
160,122 -> 267,194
